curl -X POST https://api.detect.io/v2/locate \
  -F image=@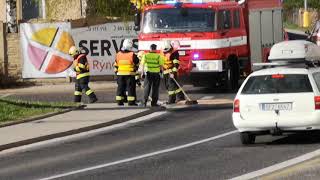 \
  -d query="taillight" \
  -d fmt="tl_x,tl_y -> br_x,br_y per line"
315,96 -> 320,110
234,99 -> 240,112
